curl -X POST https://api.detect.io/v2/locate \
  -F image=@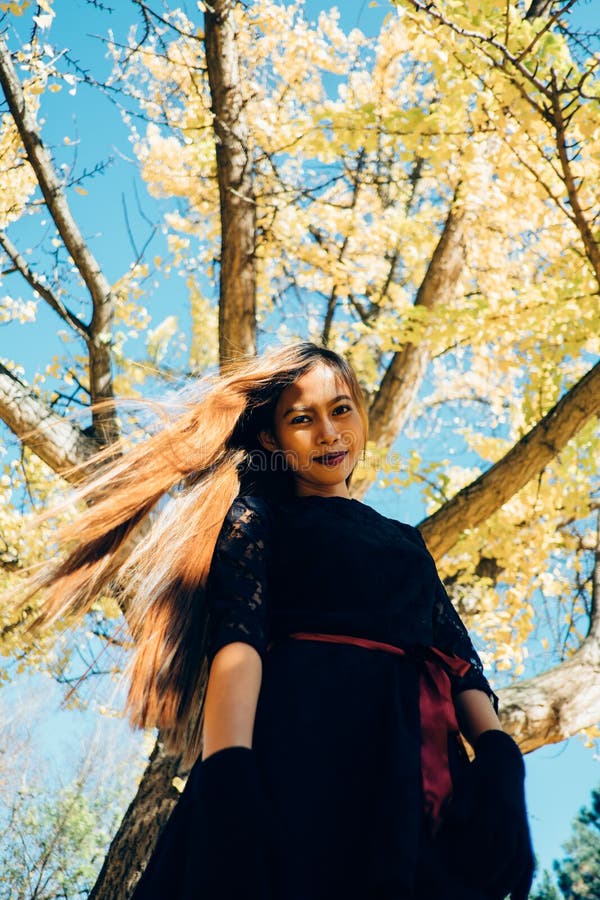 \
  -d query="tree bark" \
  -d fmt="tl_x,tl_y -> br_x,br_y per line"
416,357 -> 600,560
0,36 -> 117,443
525,0 -> 557,19
0,364 -> 98,479
88,738 -> 184,900
204,0 -> 257,365
498,636 -> 600,752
